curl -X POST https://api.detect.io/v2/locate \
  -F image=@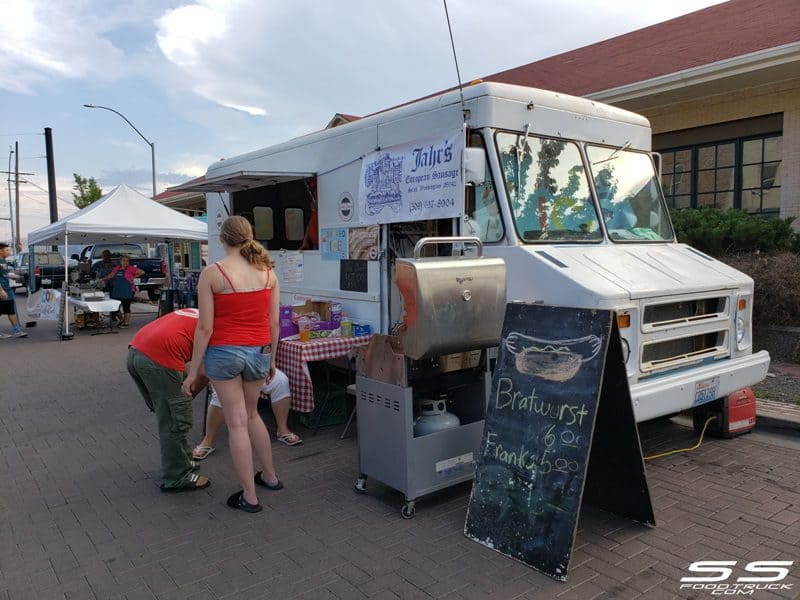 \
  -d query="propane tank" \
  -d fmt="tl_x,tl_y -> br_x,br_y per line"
413,397 -> 461,437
